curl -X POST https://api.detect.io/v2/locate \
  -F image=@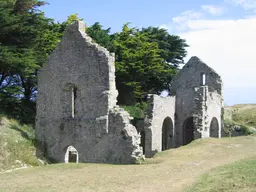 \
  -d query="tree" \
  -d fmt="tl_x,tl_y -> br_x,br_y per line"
86,22 -> 113,51
0,0 -> 53,123
140,27 -> 188,67
0,1 -> 189,123
112,24 -> 178,105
